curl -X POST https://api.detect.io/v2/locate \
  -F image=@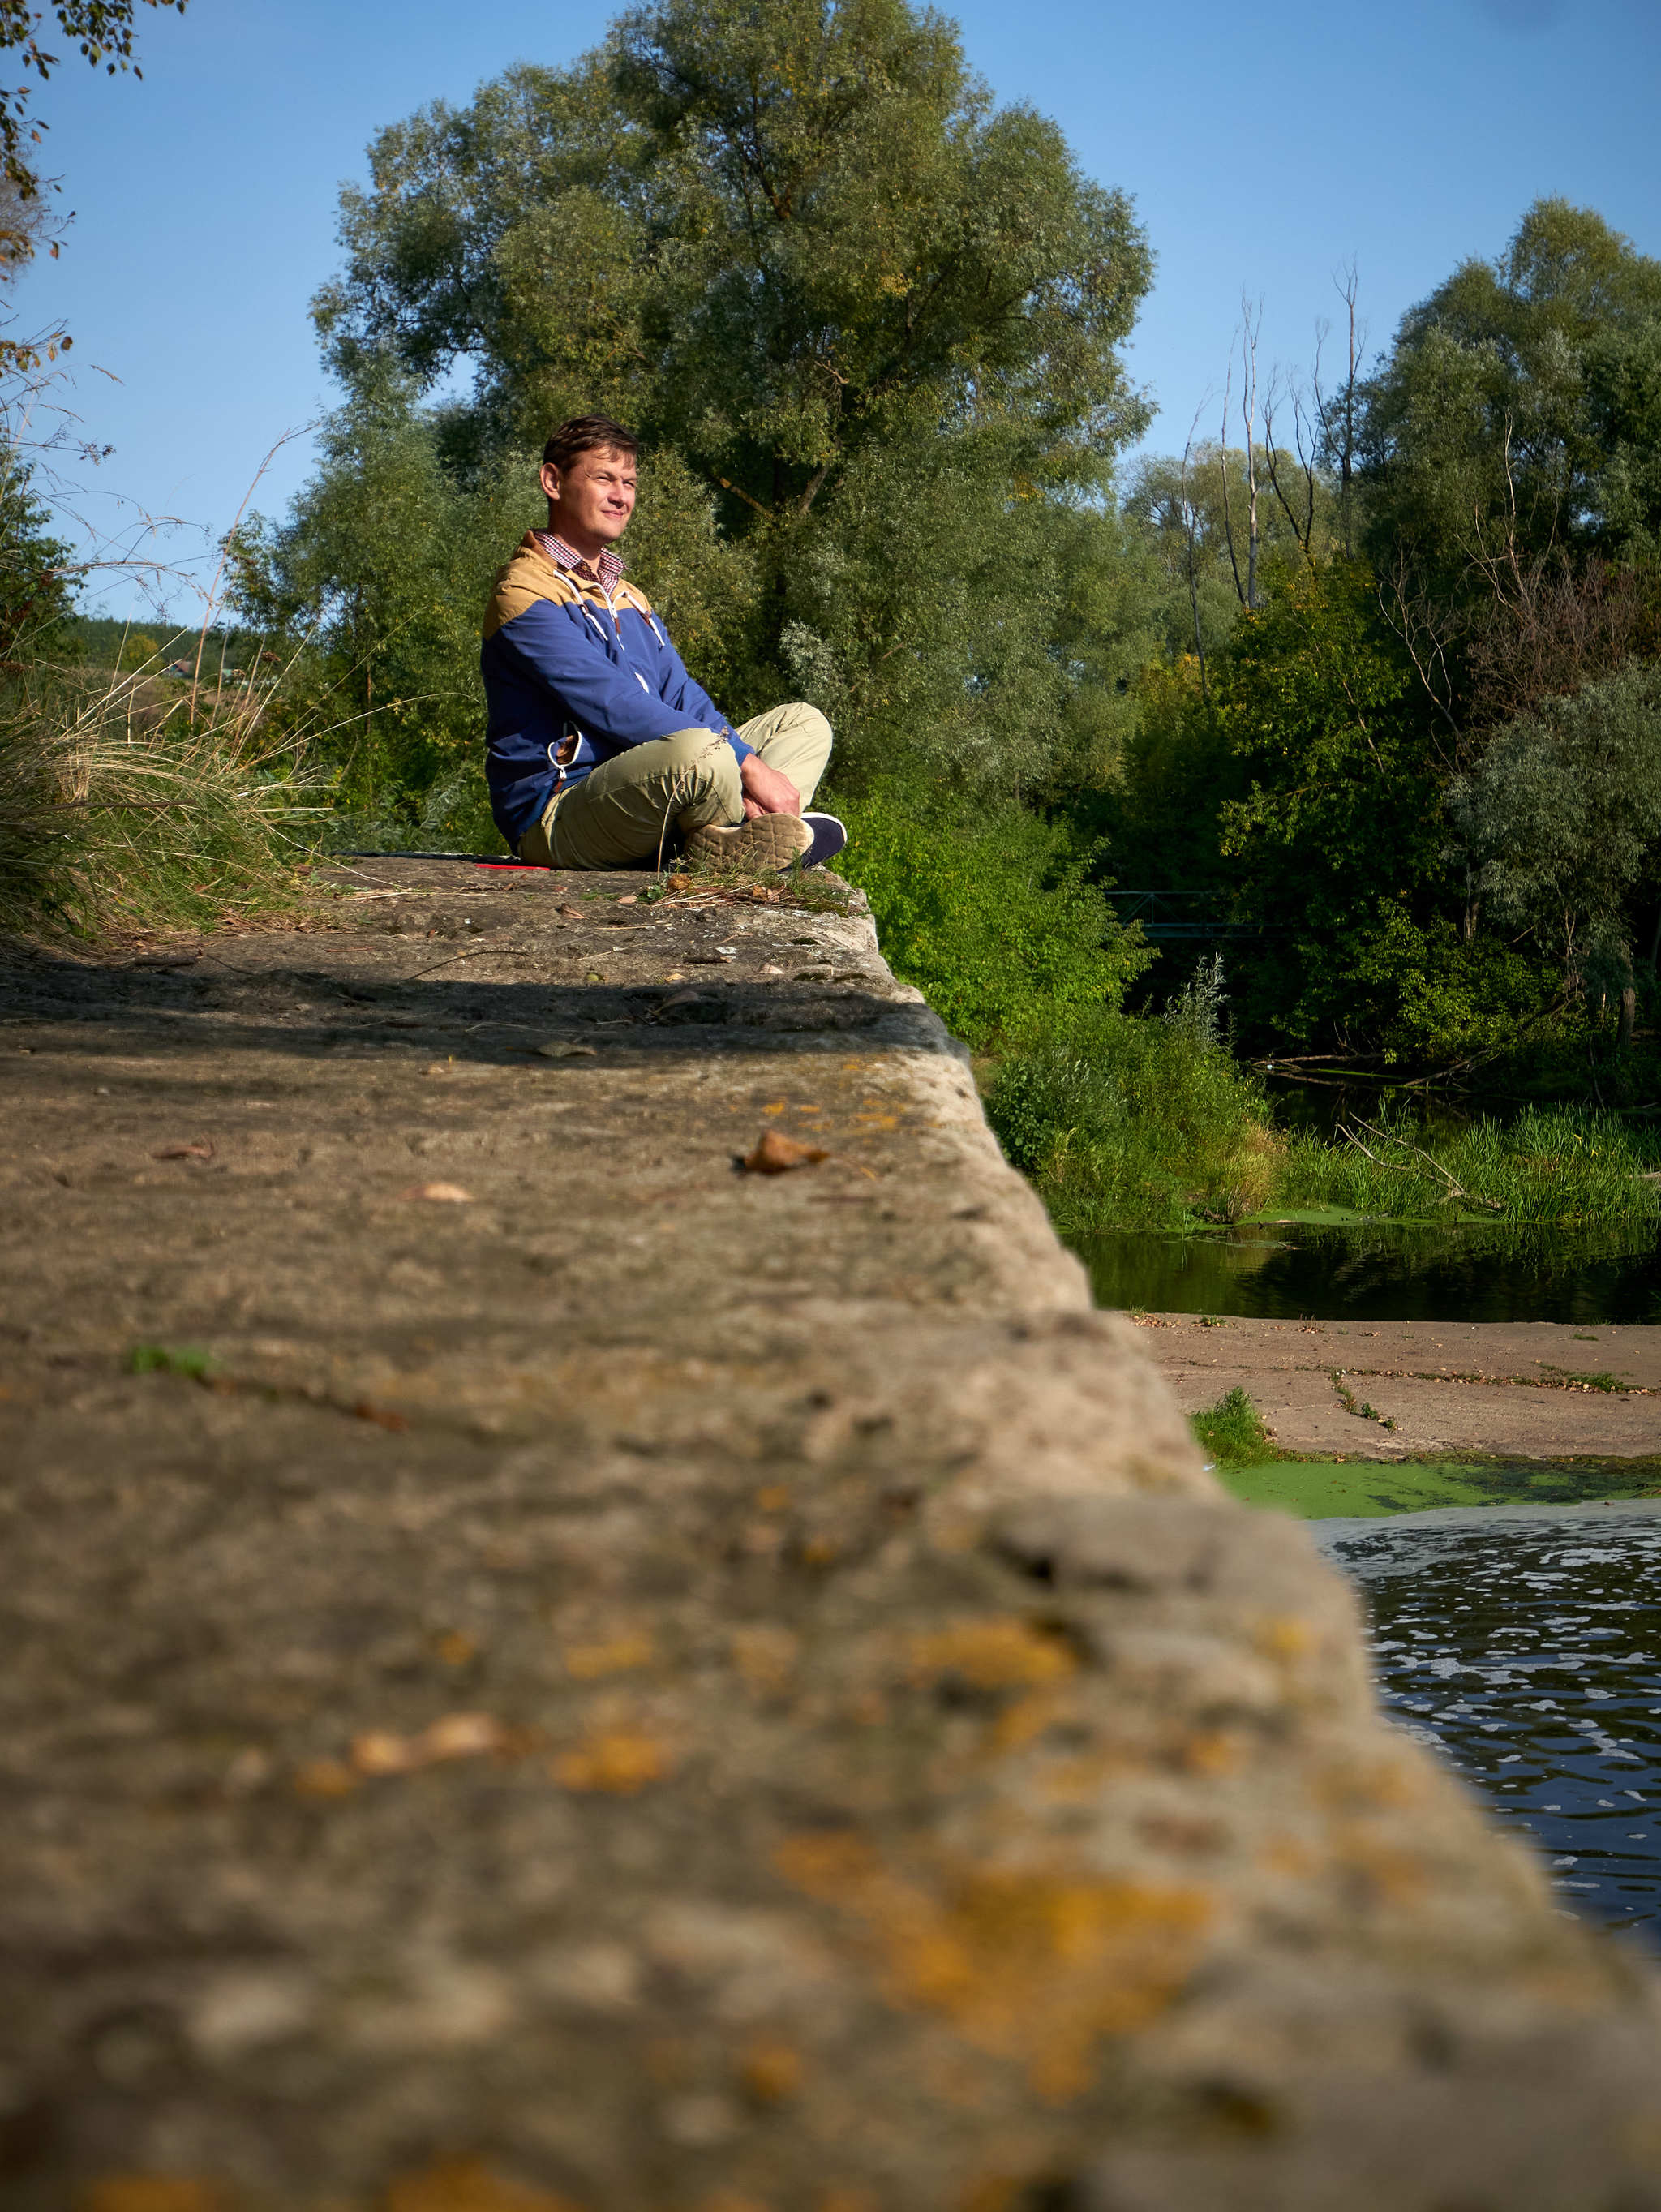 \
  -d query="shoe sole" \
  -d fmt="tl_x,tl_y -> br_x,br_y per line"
682,815 -> 813,872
